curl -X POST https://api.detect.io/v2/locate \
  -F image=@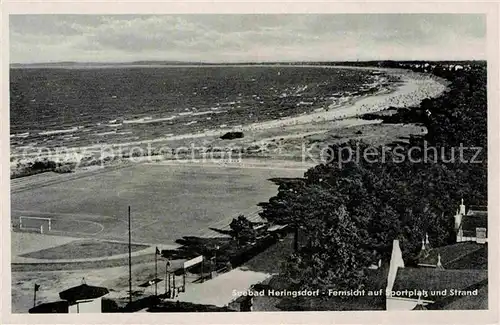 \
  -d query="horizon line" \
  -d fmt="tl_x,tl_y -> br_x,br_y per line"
10,59 -> 486,66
